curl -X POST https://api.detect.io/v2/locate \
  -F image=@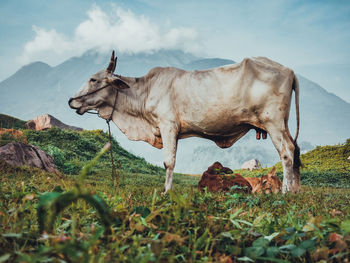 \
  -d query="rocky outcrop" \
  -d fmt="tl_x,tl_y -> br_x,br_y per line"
0,142 -> 59,174
198,162 -> 252,193
25,114 -> 83,131
241,159 -> 261,171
